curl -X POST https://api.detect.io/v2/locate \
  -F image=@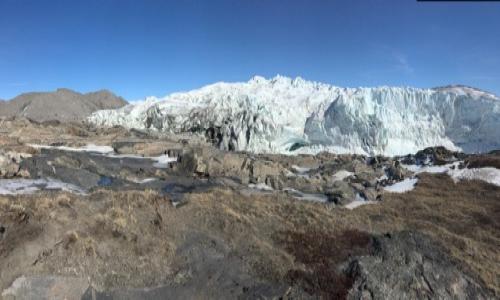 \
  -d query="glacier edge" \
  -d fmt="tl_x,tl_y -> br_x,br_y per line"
88,76 -> 500,157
